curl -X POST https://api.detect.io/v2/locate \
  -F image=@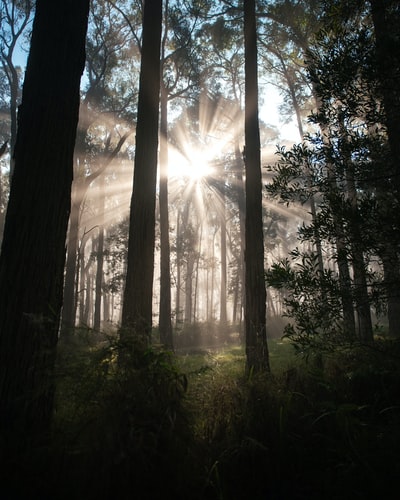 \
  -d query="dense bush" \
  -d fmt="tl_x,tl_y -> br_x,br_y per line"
2,337 -> 399,499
